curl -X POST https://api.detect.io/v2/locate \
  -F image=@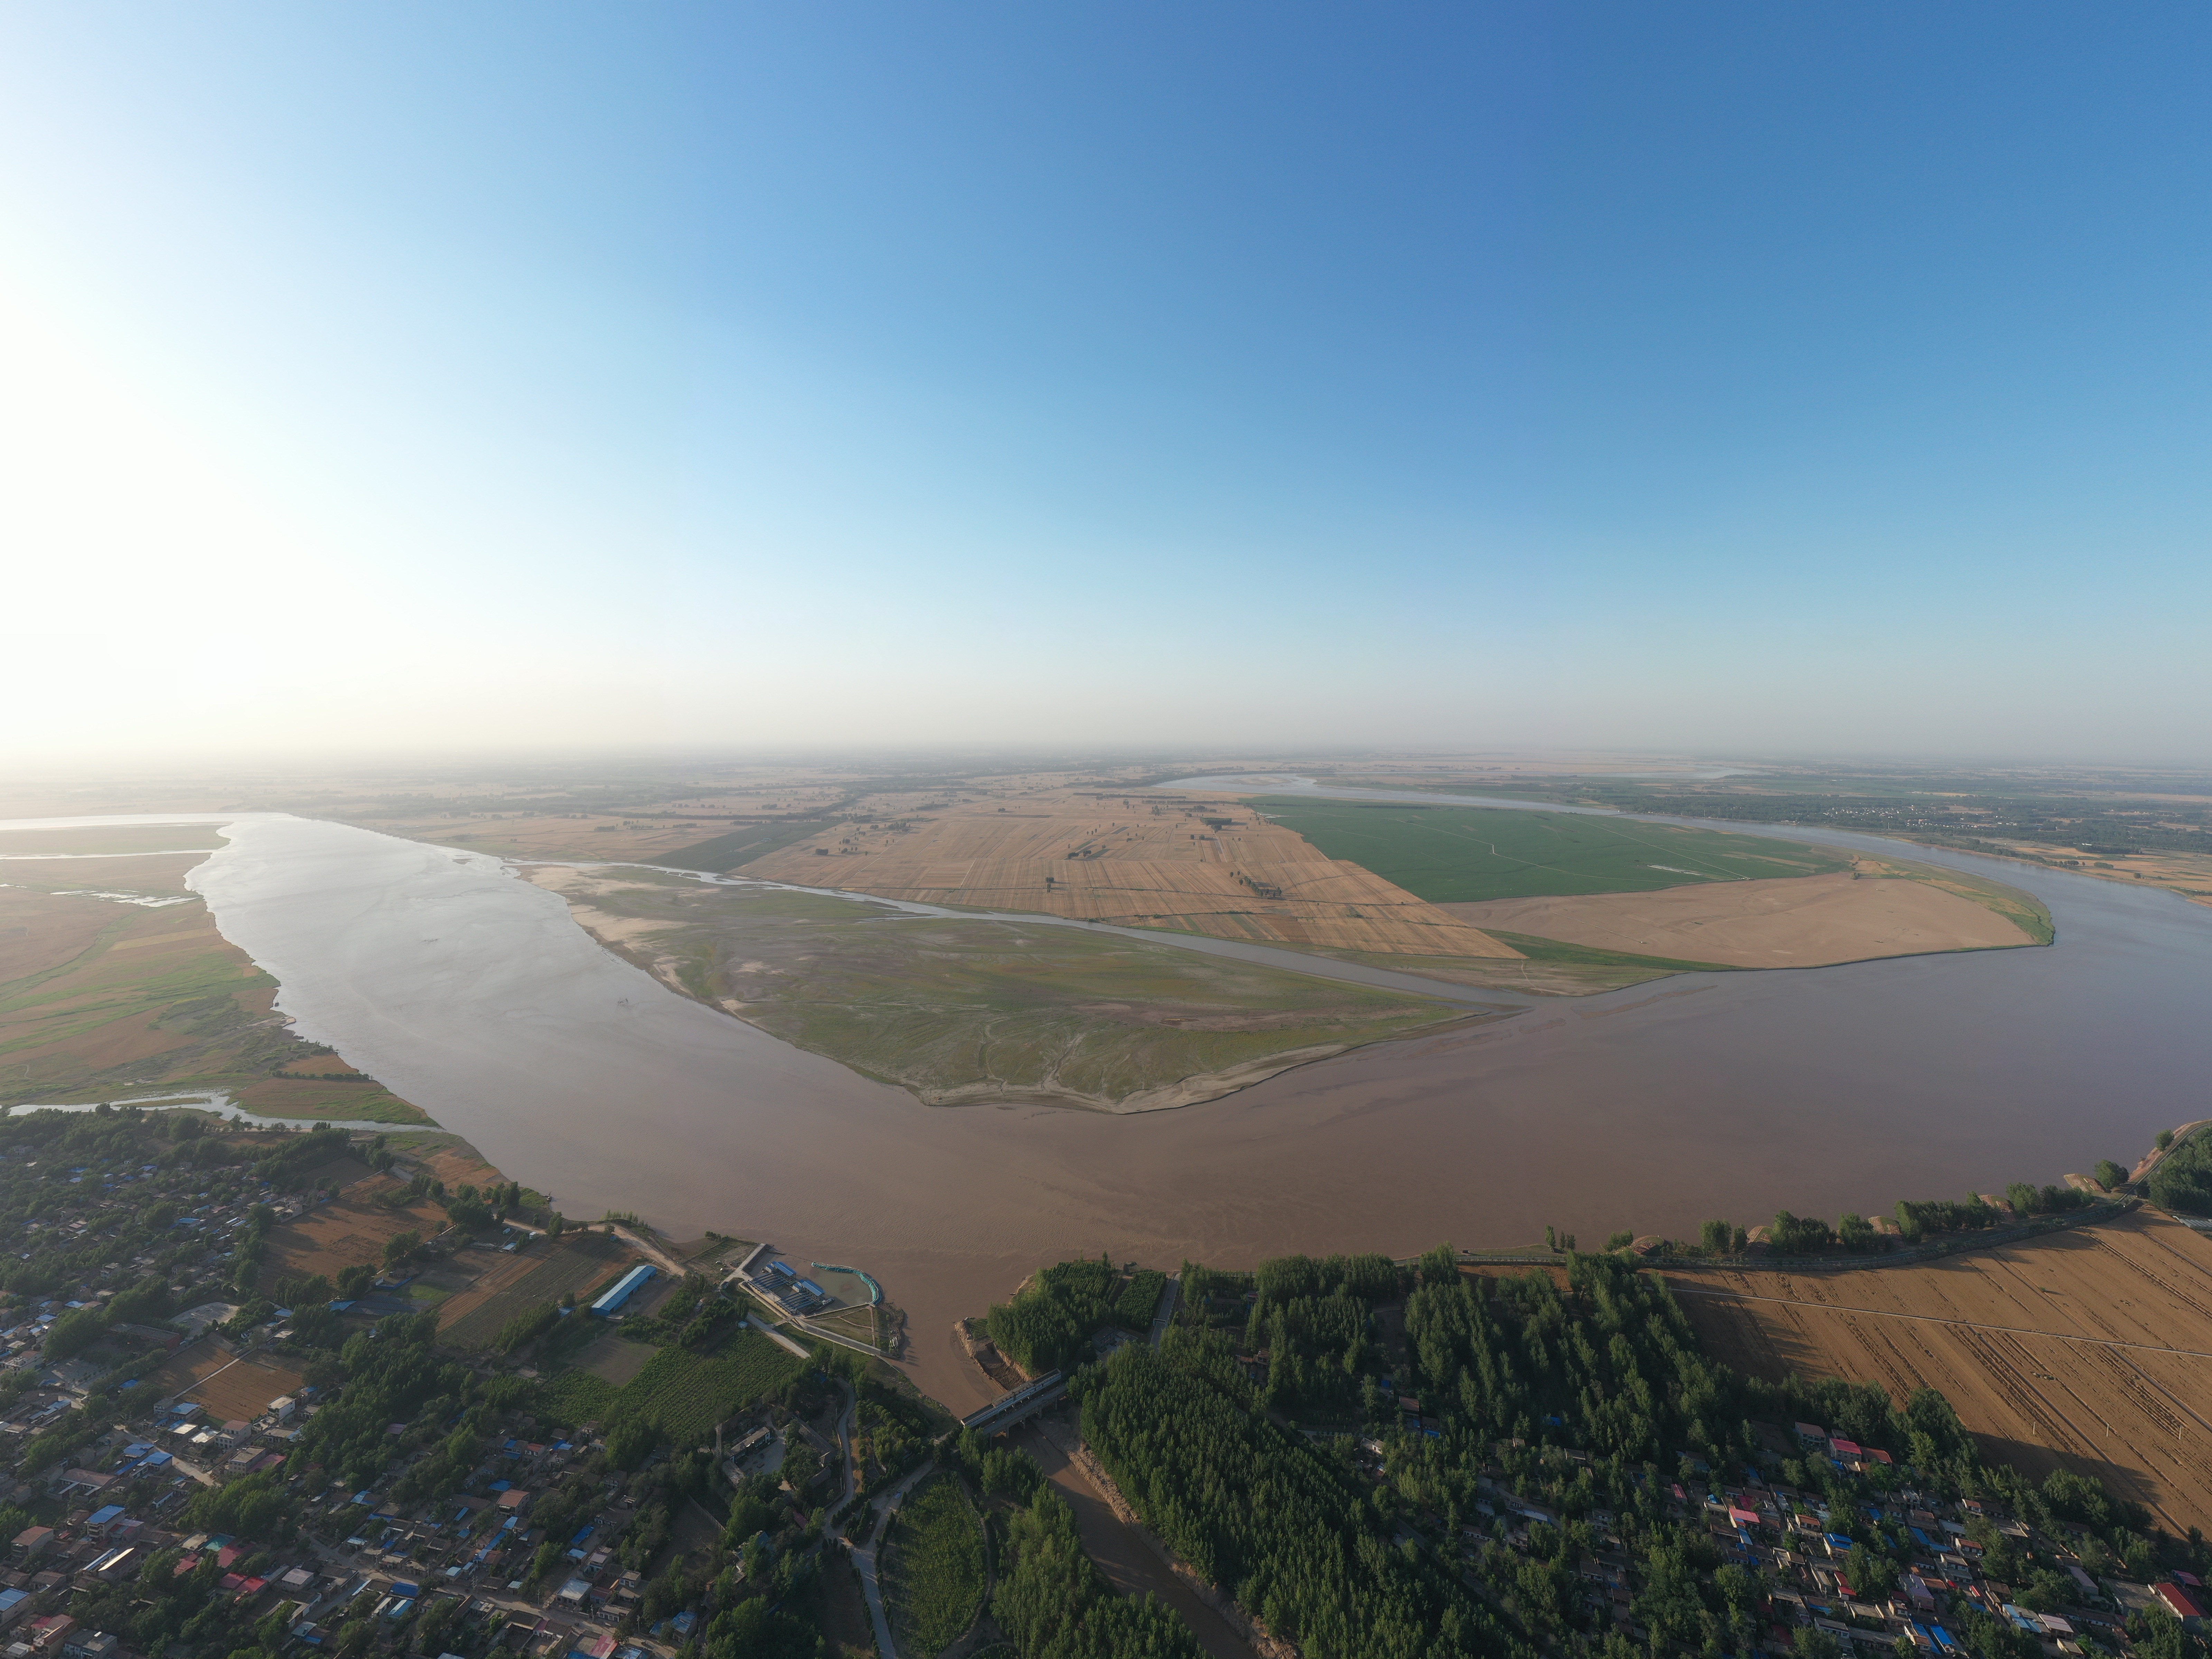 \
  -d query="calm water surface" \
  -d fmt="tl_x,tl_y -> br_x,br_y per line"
13,807 -> 2206,1411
